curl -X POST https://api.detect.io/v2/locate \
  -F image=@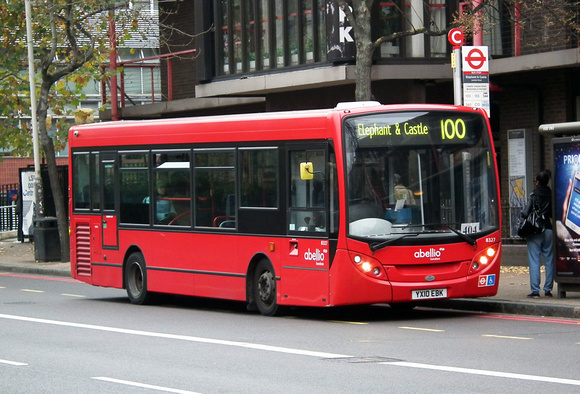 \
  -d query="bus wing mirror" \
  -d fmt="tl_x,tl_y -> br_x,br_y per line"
300,162 -> 314,180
